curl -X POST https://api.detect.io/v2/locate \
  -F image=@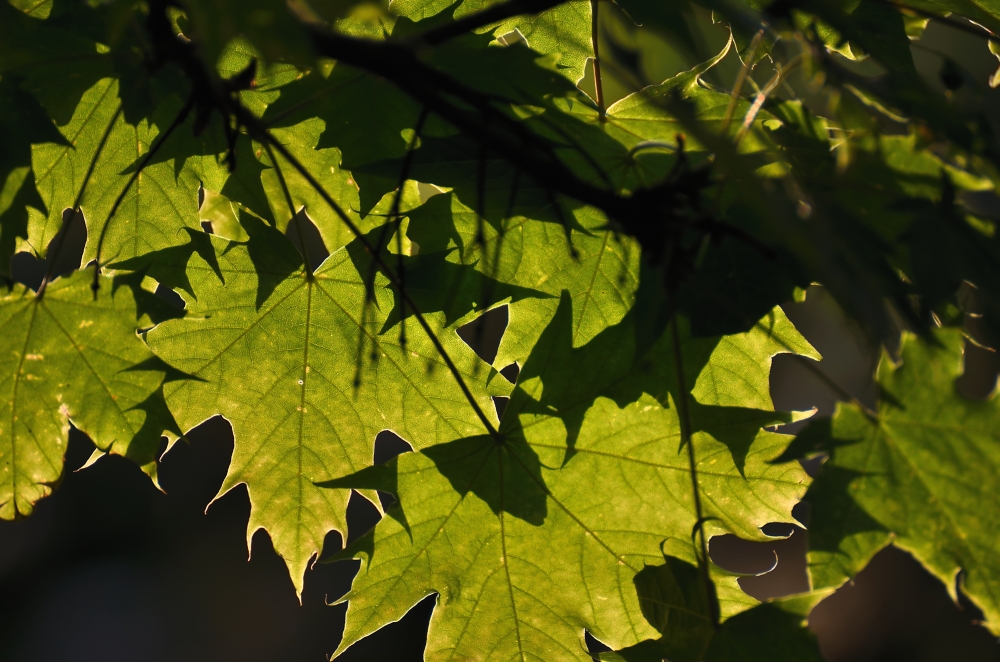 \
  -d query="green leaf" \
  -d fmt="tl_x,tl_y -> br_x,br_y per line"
392,0 -> 594,84
213,36 -> 304,116
326,292 -> 815,660
144,216 -> 511,595
990,39 -> 1000,89
1,3 -> 293,266
198,189 -> 249,242
5,2 -> 1000,656
8,0 -> 53,19
490,0 -> 594,84
803,328 -> 1000,635
897,0 -> 1000,36
24,71 -> 222,267
0,270 -> 178,518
